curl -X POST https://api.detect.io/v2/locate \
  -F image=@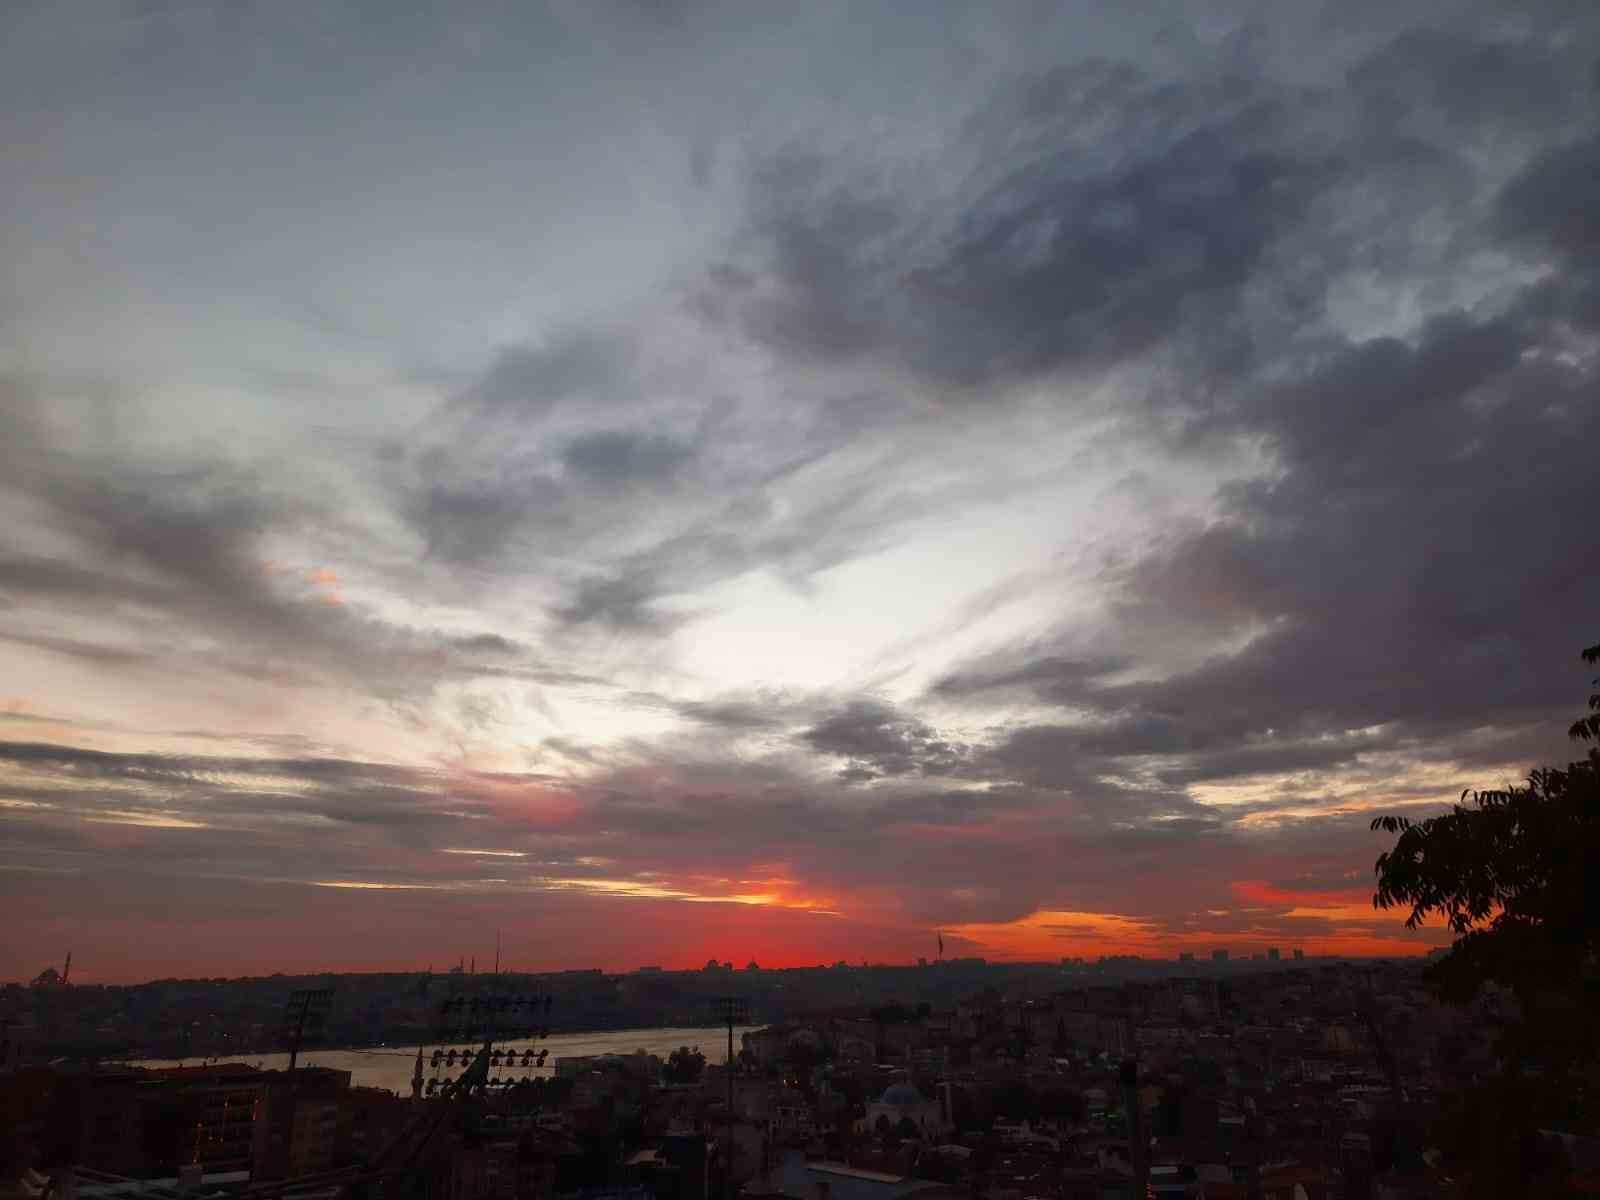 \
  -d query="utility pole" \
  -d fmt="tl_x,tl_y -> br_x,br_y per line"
1119,1055 -> 1147,1200
711,996 -> 749,1200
